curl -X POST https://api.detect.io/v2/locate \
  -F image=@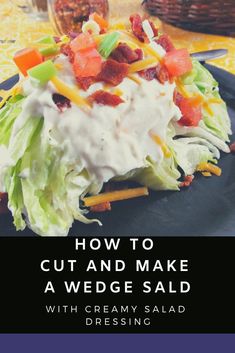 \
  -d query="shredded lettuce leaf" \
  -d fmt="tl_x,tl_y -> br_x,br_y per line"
133,156 -> 180,191
181,59 -> 231,142
2,106 -> 102,236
